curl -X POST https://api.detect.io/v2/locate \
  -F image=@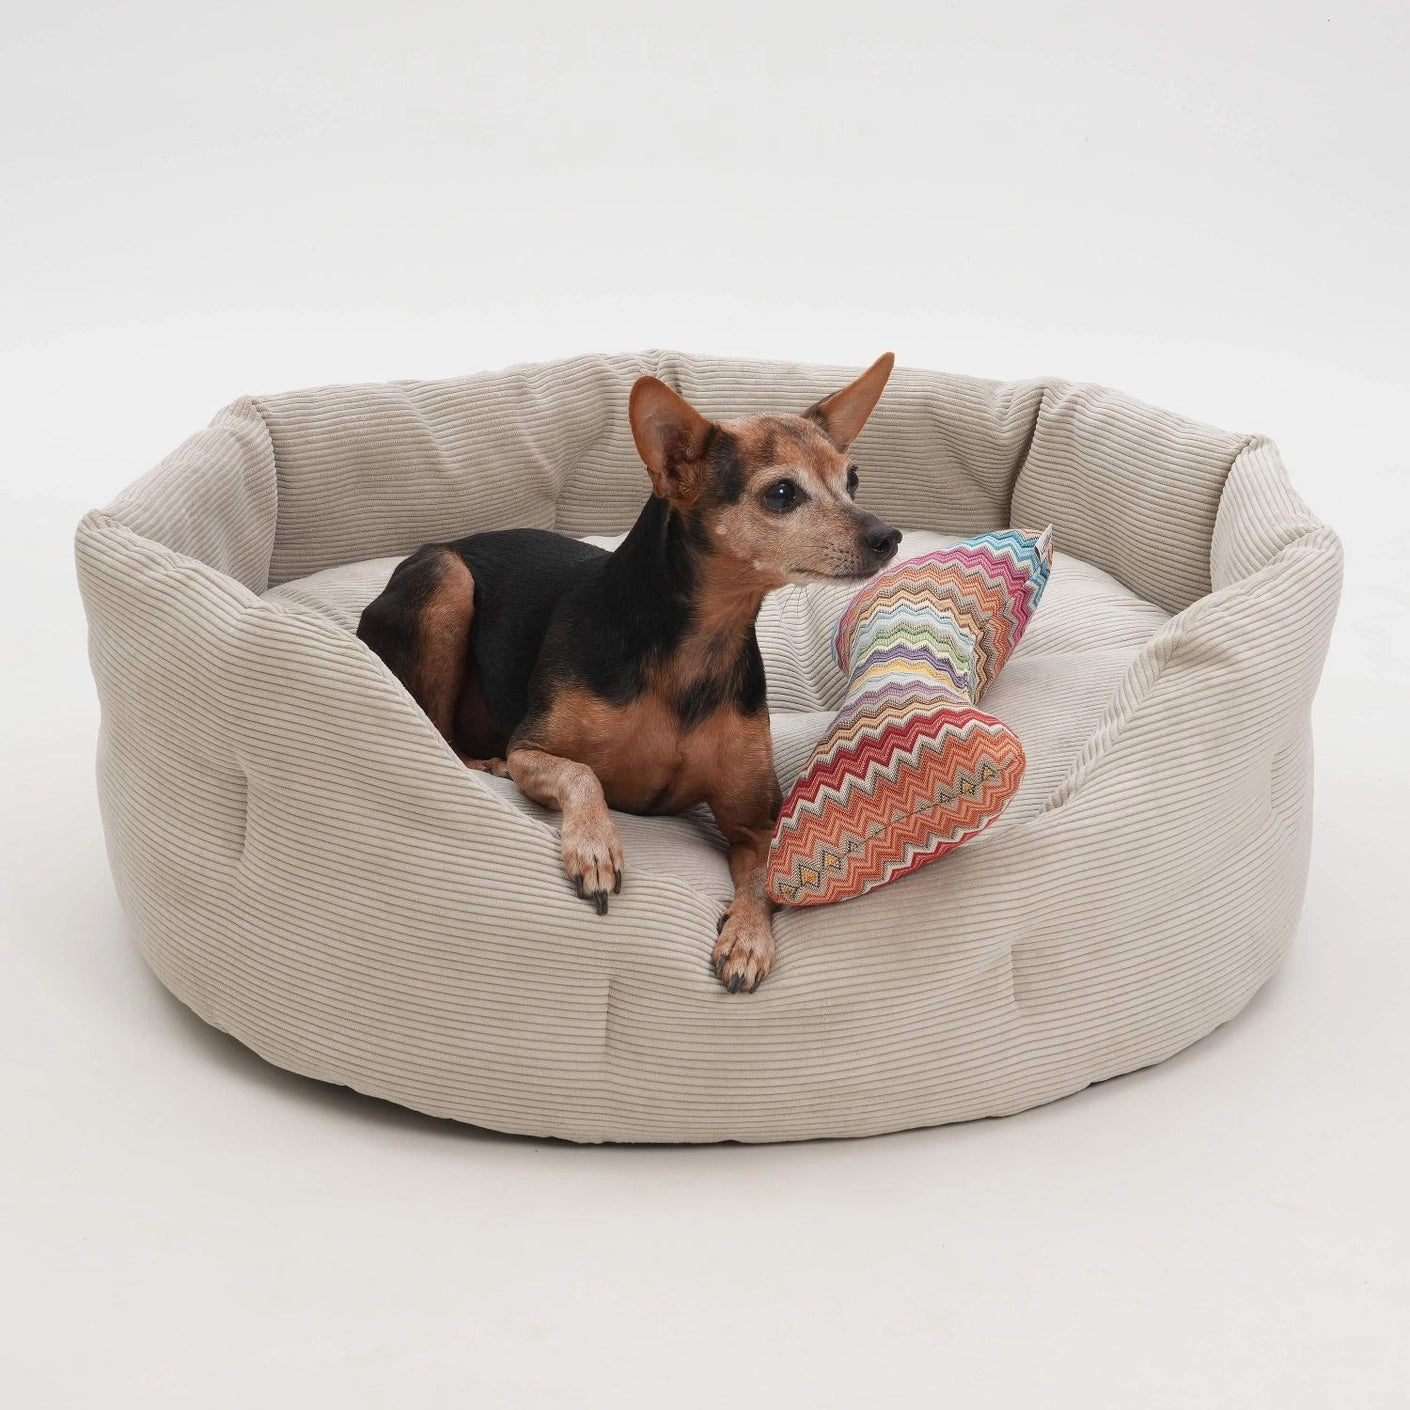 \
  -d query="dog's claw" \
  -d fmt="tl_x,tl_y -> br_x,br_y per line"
716,912 -> 729,935
613,868 -> 622,895
593,890 -> 609,916
574,875 -> 587,900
